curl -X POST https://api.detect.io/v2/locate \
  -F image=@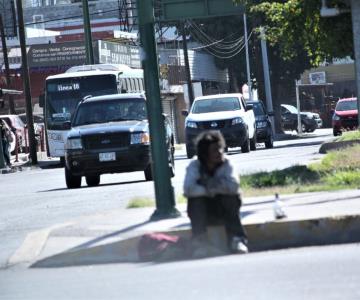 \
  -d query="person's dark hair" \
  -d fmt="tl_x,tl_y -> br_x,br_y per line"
195,130 -> 226,165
